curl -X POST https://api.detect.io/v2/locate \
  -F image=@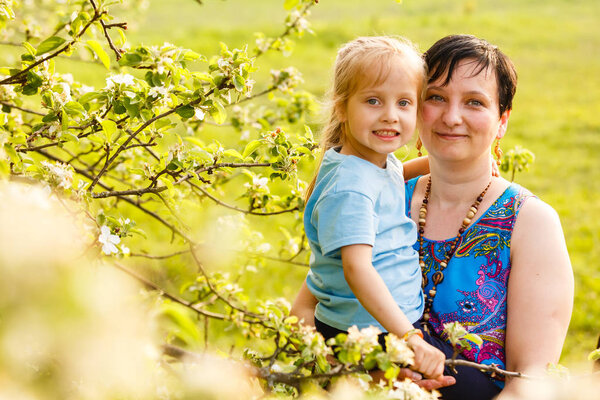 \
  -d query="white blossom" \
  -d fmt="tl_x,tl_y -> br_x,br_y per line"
148,85 -> 169,98
244,175 -> 269,190
385,334 -> 415,365
256,243 -> 271,253
40,160 -> 73,189
346,325 -> 381,353
54,82 -> 72,105
194,107 -> 205,121
98,225 -> 120,255
389,379 -> 440,400
106,73 -> 136,89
